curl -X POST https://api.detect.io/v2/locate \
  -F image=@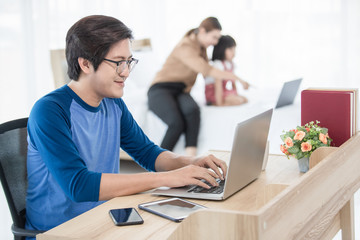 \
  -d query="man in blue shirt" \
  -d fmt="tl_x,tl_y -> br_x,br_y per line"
26,15 -> 227,233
